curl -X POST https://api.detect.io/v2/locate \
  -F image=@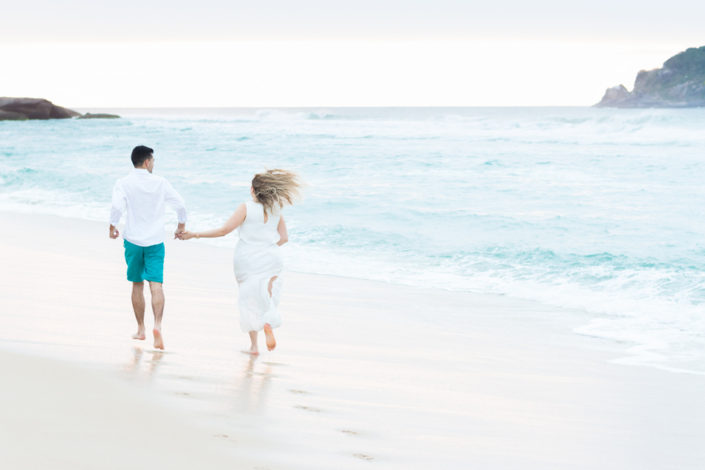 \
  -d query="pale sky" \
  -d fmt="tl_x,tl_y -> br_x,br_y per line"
2,1 -> 703,107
